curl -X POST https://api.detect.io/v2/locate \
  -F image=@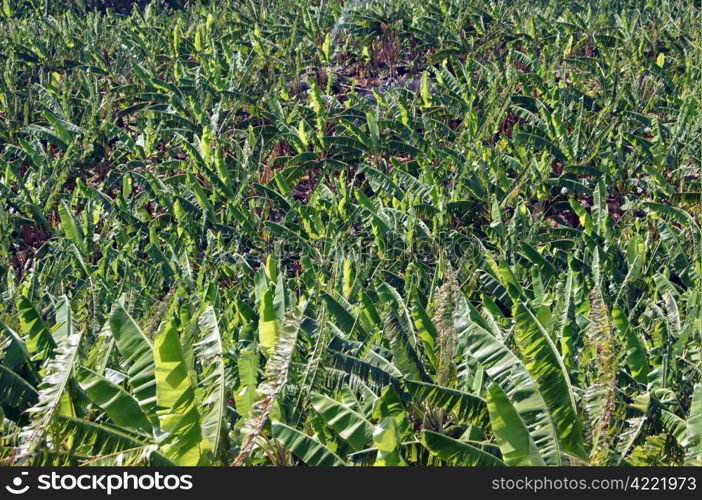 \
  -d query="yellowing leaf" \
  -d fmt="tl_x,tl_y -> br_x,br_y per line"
656,53 -> 665,67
